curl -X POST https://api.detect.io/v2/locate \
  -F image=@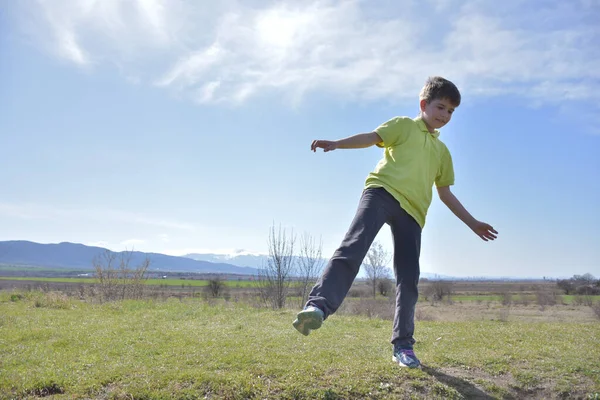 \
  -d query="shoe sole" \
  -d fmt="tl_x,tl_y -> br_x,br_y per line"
392,355 -> 421,369
293,309 -> 323,336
